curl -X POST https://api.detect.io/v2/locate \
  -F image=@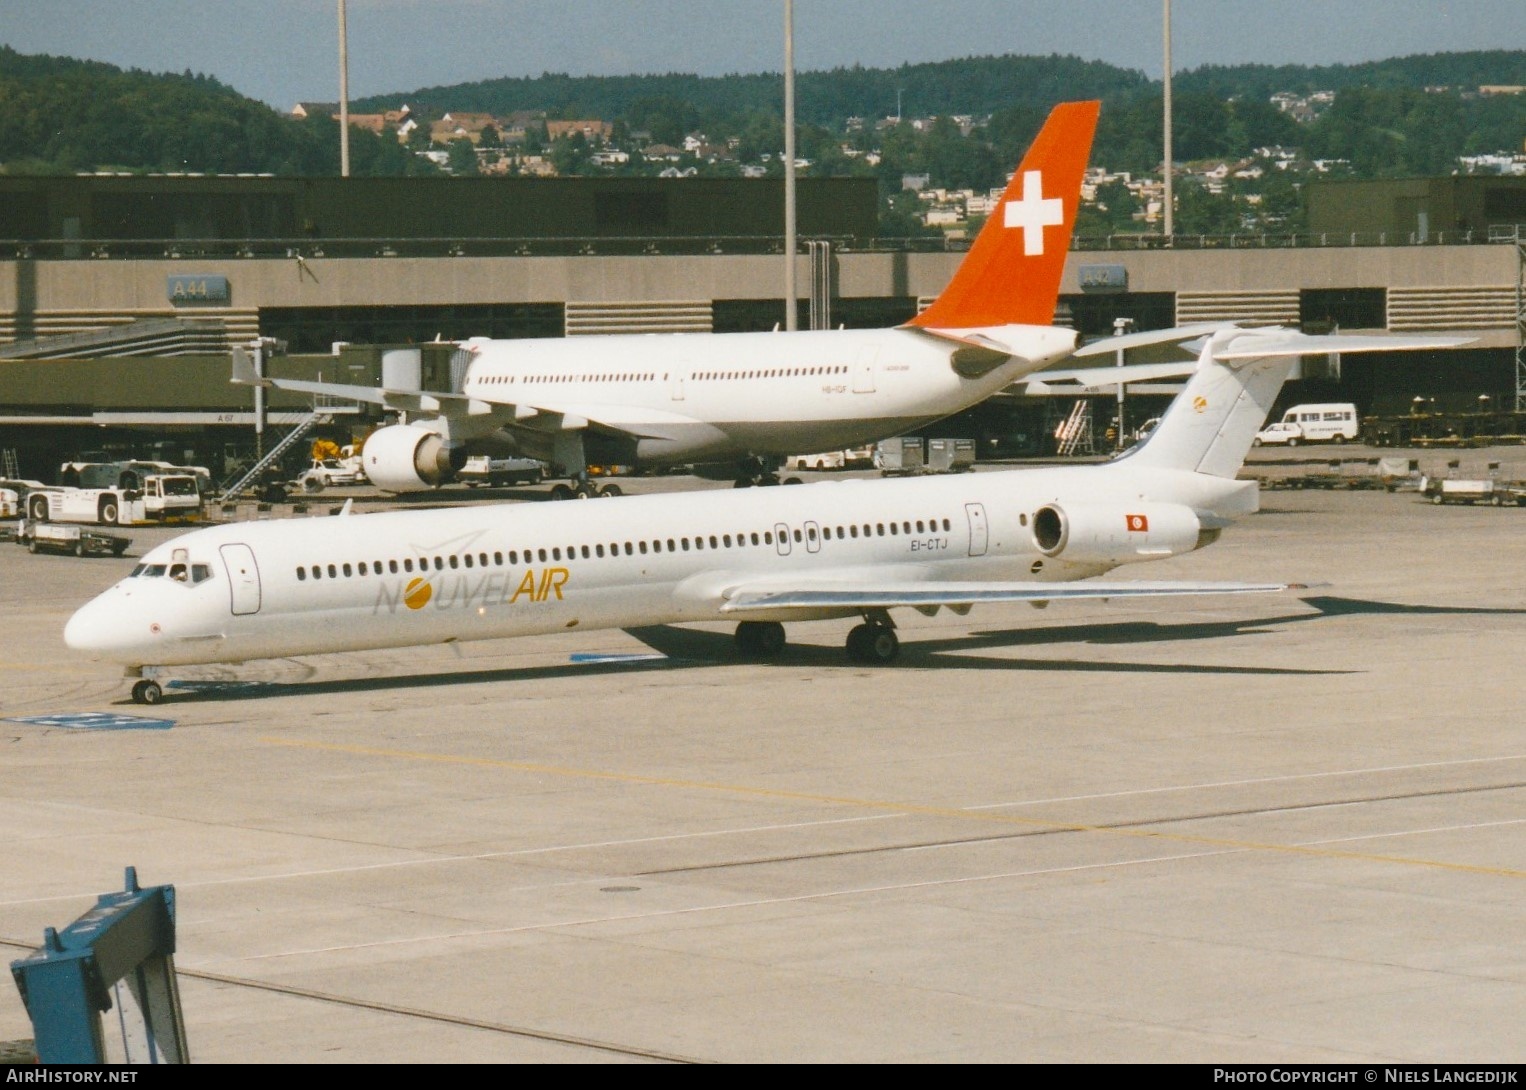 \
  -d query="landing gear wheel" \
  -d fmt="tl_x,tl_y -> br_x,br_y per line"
598,483 -> 623,498
782,477 -> 803,485
549,483 -> 574,501
573,483 -> 597,499
734,620 -> 786,658
846,623 -> 899,664
733,478 -> 753,488
131,680 -> 163,706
